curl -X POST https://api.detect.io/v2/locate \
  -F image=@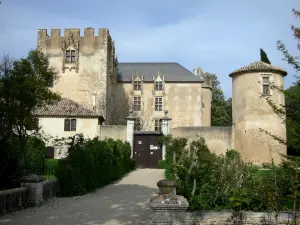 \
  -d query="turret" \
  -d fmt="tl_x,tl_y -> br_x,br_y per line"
230,61 -> 287,164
